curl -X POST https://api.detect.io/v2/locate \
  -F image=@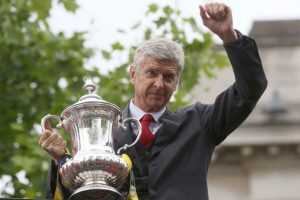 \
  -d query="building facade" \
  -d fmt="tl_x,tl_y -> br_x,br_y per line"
191,20 -> 300,200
